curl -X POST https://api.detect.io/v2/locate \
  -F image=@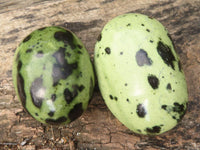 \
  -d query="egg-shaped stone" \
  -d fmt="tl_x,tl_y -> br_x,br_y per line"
94,13 -> 188,135
13,26 -> 95,125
